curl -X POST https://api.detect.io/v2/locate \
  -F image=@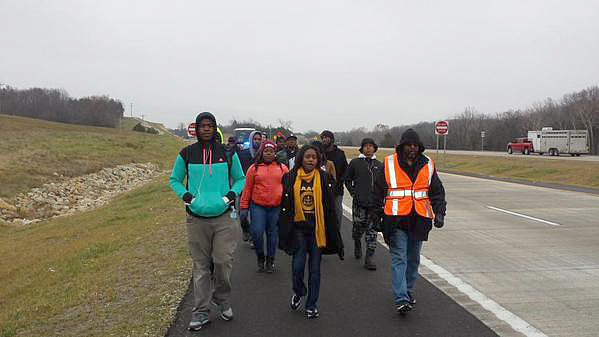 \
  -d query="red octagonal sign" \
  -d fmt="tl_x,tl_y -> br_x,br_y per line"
435,121 -> 449,135
187,123 -> 197,137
